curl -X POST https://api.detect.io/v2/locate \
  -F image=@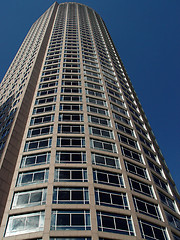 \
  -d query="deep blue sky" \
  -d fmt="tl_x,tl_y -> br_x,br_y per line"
0,0 -> 179,192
